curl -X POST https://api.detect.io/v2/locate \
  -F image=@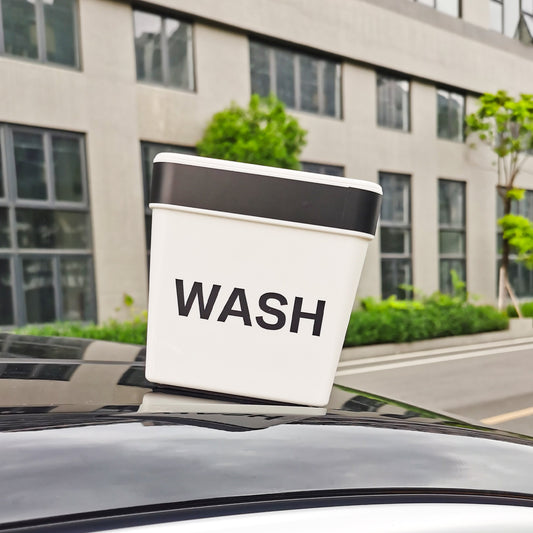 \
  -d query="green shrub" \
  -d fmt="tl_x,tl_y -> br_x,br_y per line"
344,302 -> 508,347
506,301 -> 533,318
